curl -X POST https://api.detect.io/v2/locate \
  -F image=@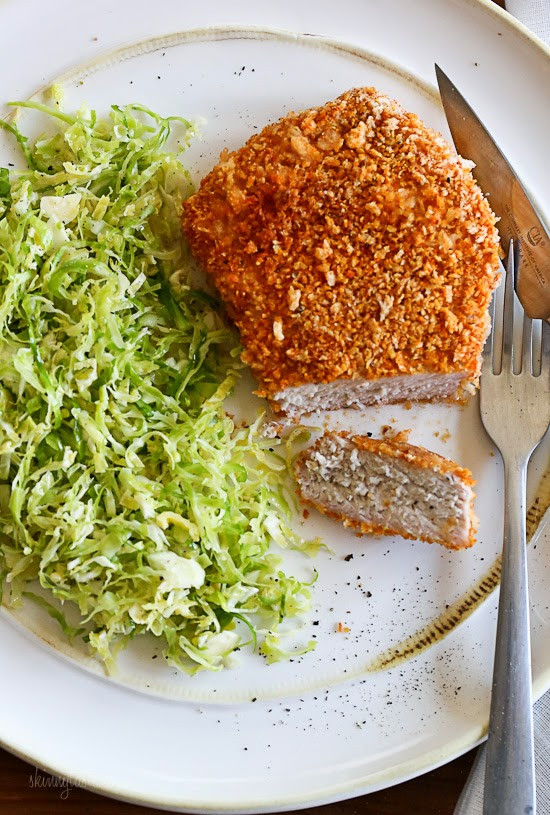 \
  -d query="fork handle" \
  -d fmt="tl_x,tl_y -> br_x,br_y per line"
483,459 -> 536,815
